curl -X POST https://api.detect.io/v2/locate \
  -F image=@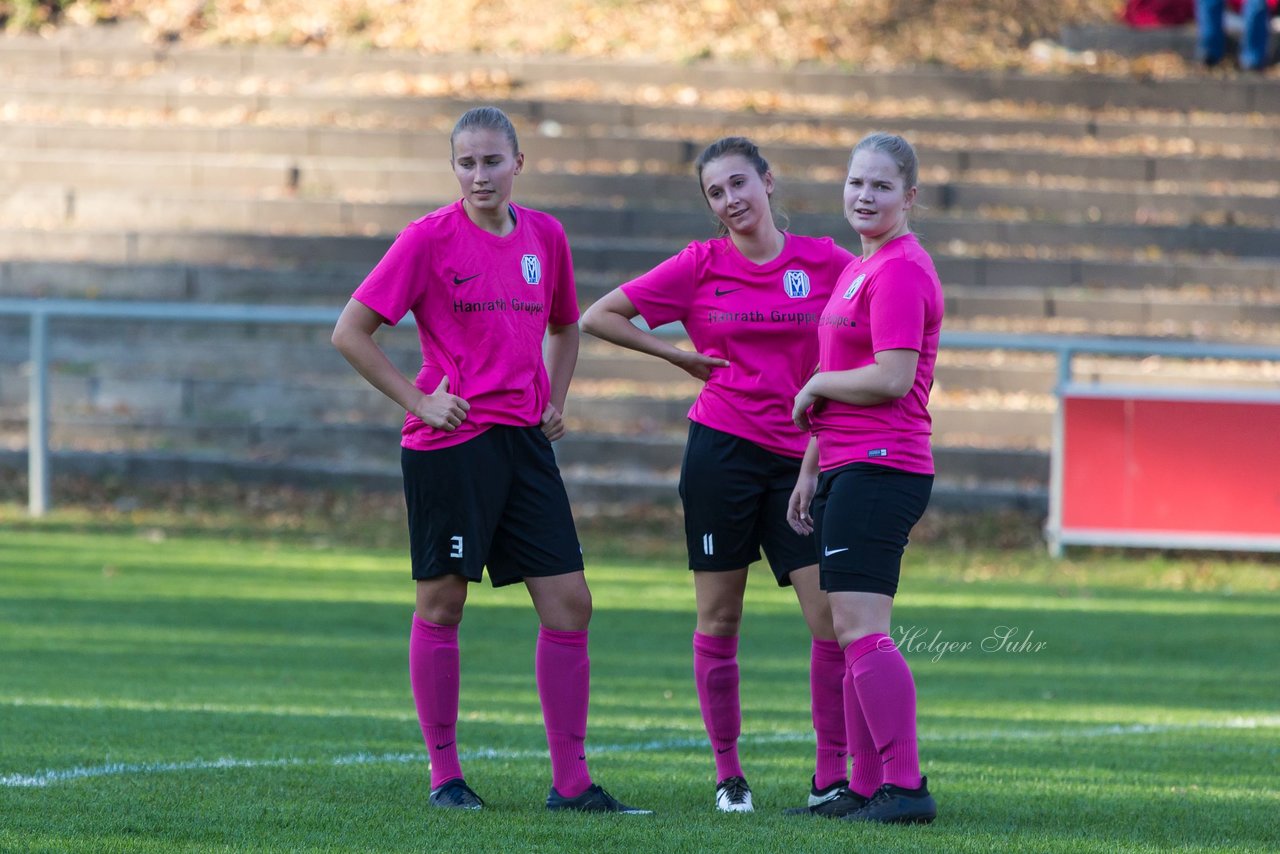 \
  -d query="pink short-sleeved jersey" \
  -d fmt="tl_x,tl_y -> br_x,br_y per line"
810,233 -> 944,474
352,200 -> 579,451
621,233 -> 855,458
